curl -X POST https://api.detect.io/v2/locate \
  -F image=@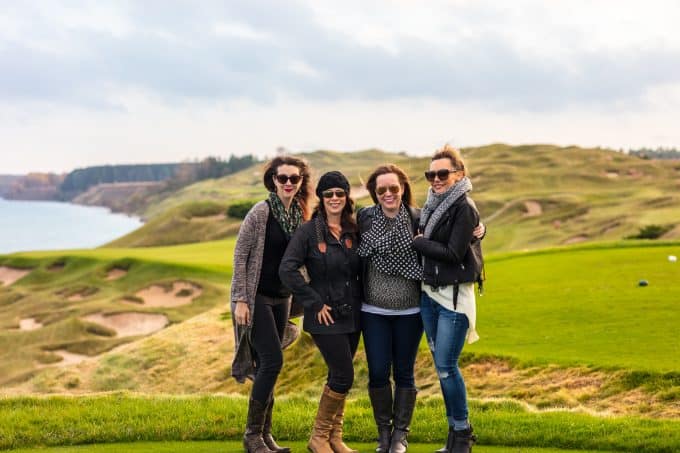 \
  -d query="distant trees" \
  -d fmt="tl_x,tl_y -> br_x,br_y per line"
629,147 -> 680,160
626,224 -> 674,240
59,154 -> 259,198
